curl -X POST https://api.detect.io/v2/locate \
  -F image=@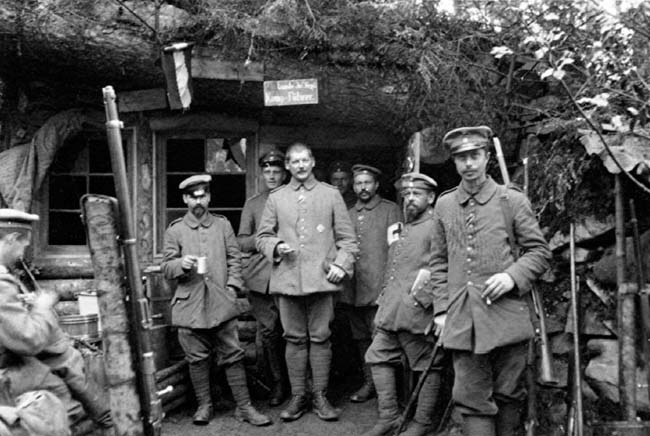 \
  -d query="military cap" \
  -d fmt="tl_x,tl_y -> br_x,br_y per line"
352,164 -> 382,178
179,174 -> 211,194
259,149 -> 285,168
442,125 -> 493,155
0,209 -> 39,230
399,172 -> 438,191
328,160 -> 352,176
